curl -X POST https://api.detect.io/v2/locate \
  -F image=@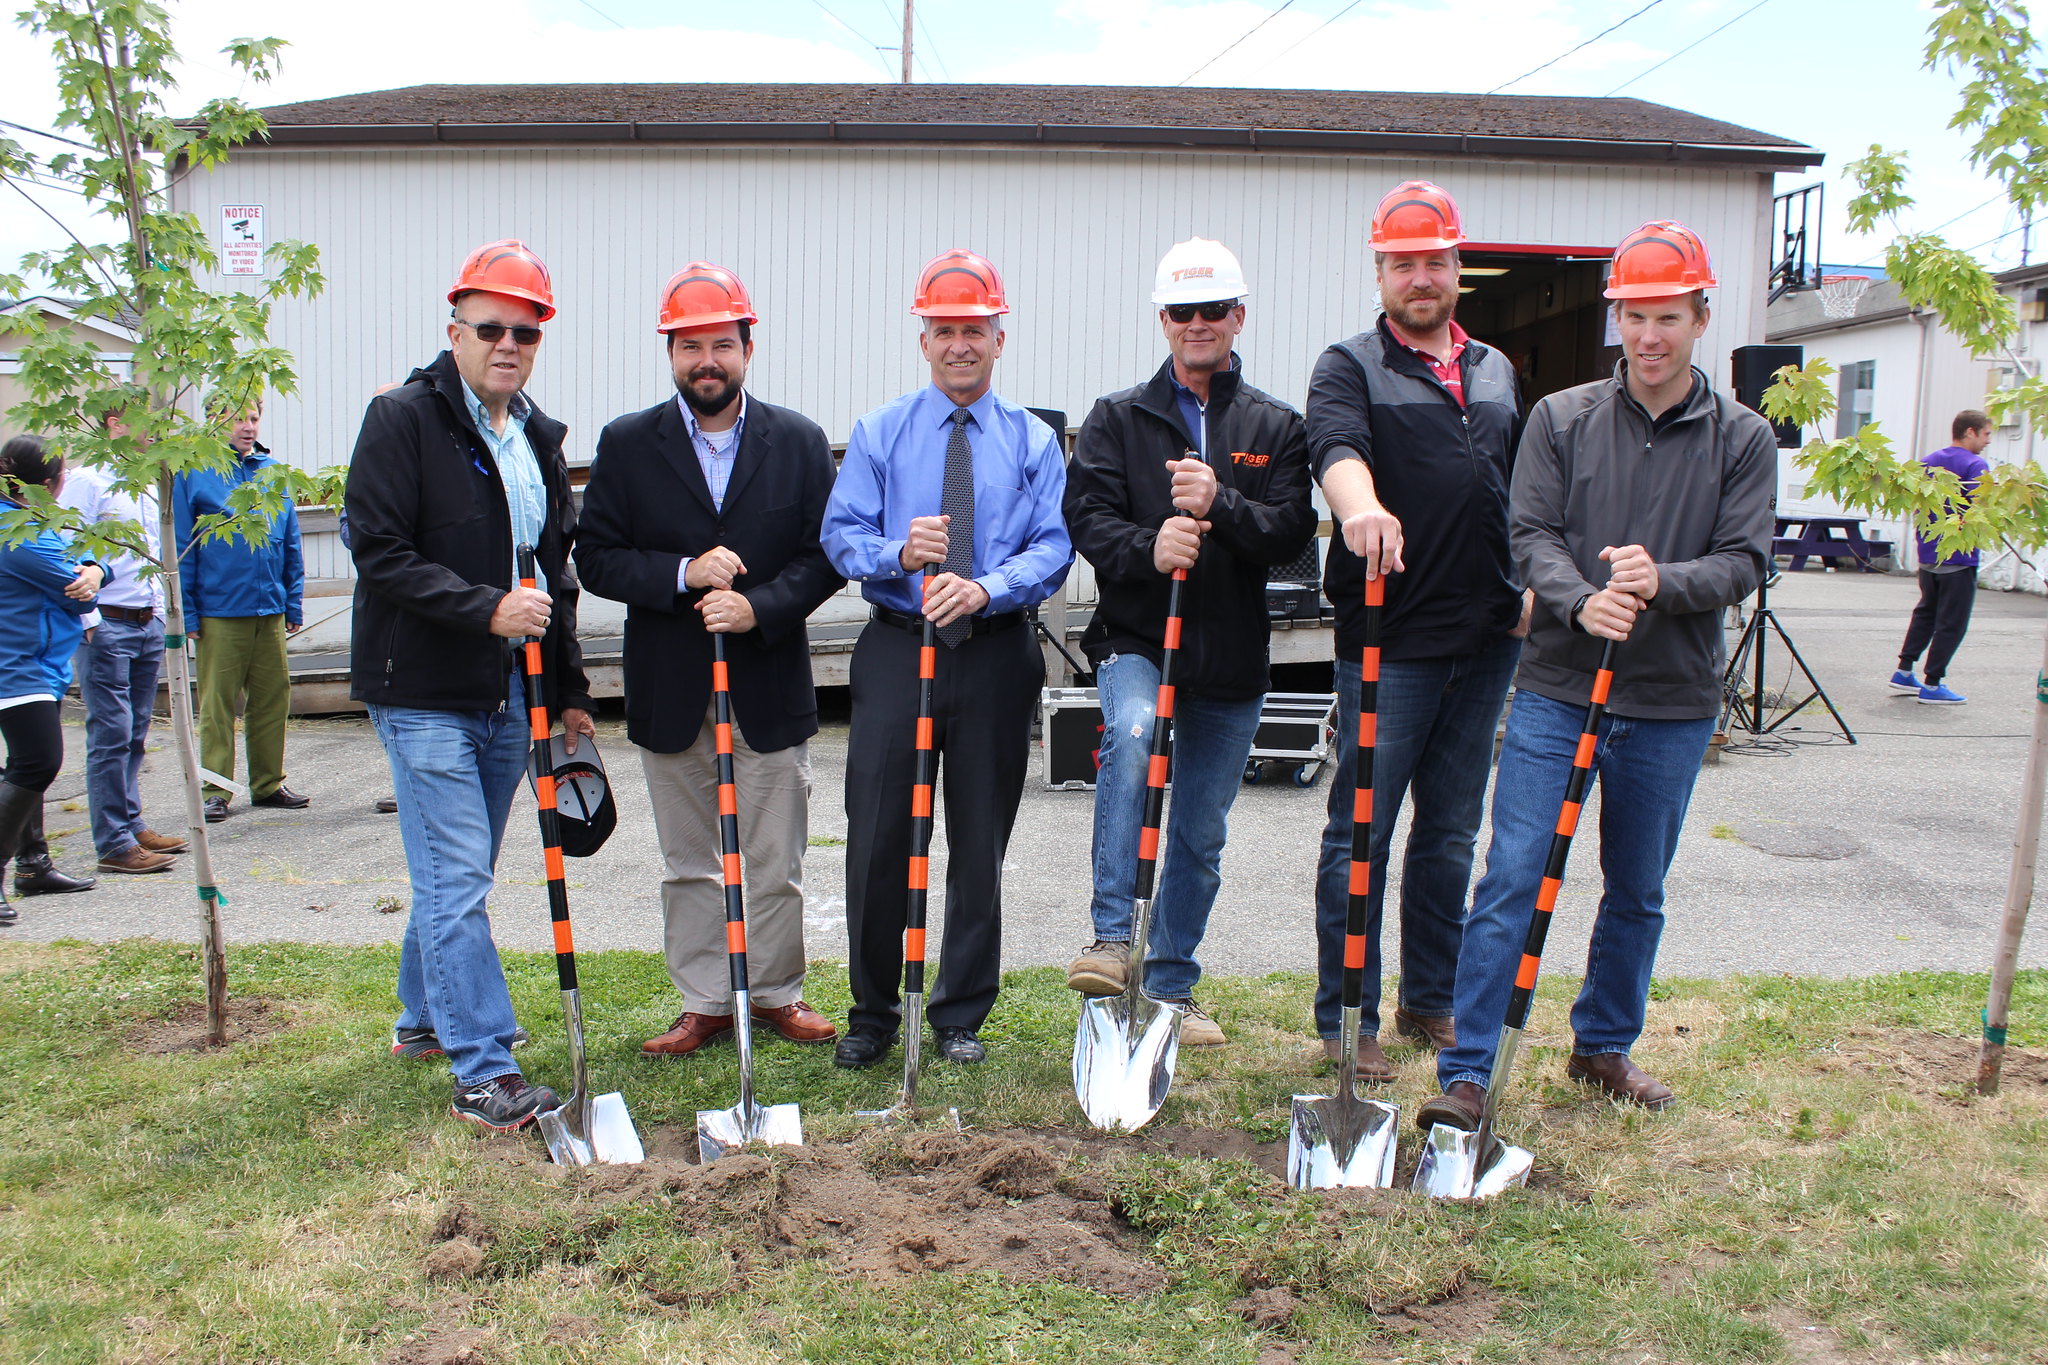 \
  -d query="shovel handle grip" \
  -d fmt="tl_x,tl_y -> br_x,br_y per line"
1341,574 -> 1385,1010
1133,570 -> 1185,903
517,545 -> 577,992
711,632 -> 750,992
